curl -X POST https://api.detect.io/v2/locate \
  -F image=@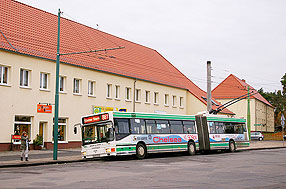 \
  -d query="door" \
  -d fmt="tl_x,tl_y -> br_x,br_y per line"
39,122 -> 45,147
195,115 -> 210,151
